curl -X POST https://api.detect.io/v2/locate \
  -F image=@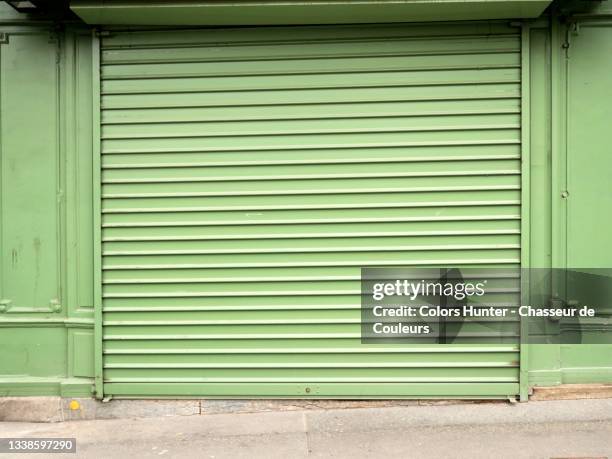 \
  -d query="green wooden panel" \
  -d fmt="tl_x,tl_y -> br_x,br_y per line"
561,22 -> 612,379
100,23 -> 521,398
71,0 -> 551,25
566,25 -> 612,270
0,26 -> 96,397
0,32 -> 61,313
